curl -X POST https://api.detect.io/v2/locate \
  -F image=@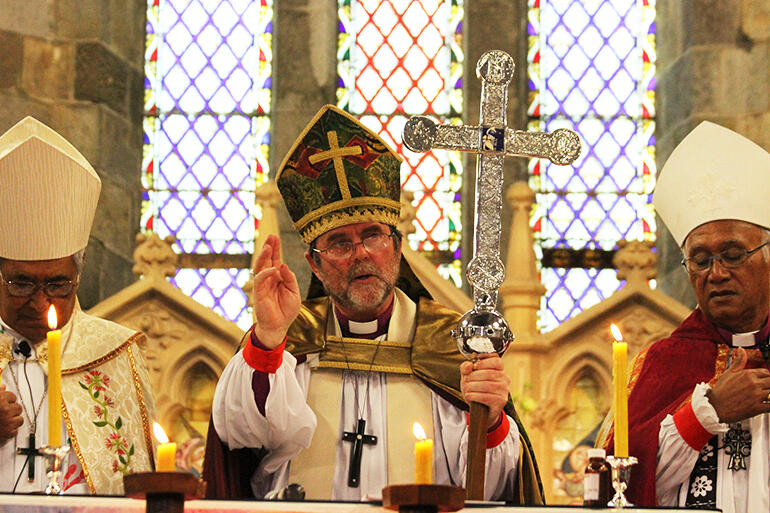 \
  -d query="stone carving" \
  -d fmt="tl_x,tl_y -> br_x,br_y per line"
614,240 -> 657,284
132,232 -> 178,280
